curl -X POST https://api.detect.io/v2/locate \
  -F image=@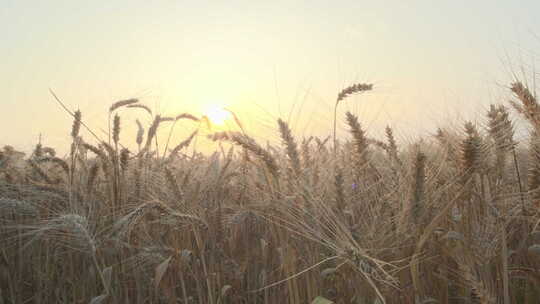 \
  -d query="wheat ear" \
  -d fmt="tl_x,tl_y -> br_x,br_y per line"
333,83 -> 373,150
